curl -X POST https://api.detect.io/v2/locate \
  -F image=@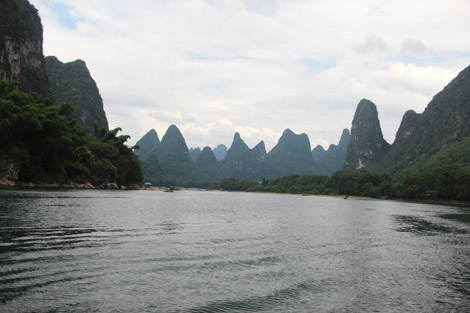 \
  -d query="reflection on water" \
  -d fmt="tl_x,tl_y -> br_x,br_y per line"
440,213 -> 470,224
0,189 -> 469,312
393,215 -> 467,235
